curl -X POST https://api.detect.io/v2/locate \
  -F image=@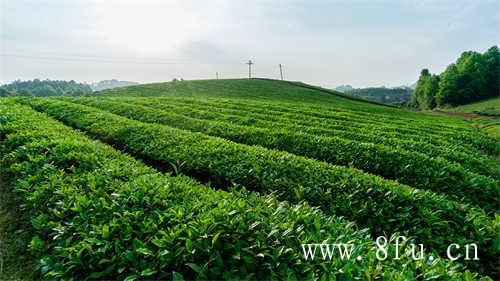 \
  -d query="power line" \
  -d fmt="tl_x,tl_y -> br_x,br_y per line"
2,53 -> 288,80
19,52 -> 191,62
0,53 -> 242,66
0,53 -> 197,65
